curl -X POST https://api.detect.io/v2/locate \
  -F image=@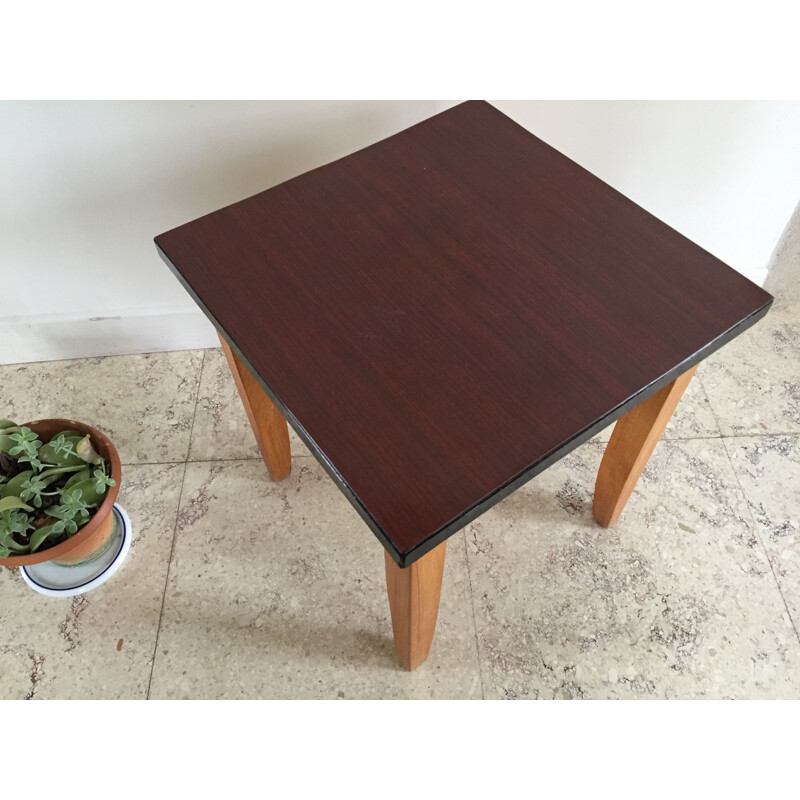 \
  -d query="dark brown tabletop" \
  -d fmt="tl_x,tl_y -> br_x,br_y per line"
155,100 -> 772,567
